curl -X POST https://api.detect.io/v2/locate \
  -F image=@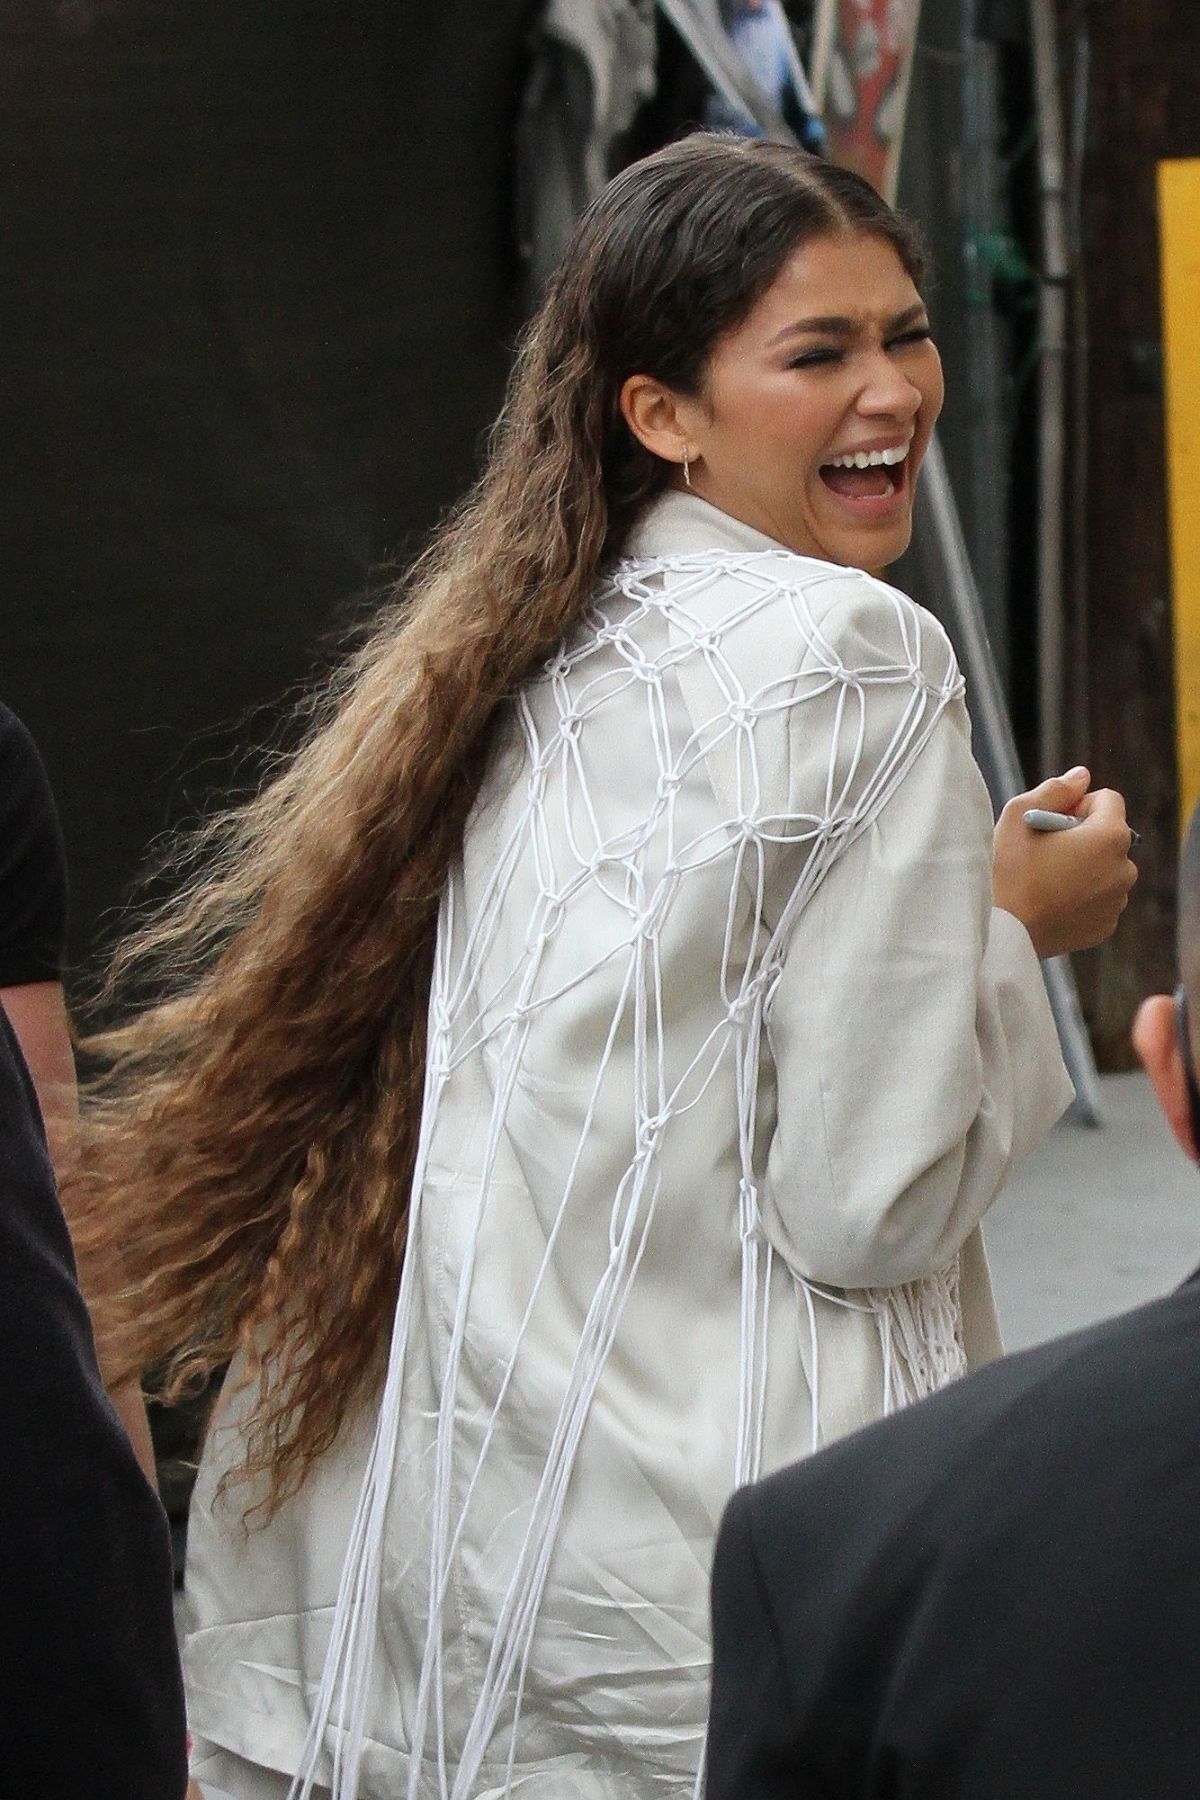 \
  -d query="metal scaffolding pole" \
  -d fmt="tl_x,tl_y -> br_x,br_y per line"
1030,0 -> 1071,779
915,440 -> 1103,1123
